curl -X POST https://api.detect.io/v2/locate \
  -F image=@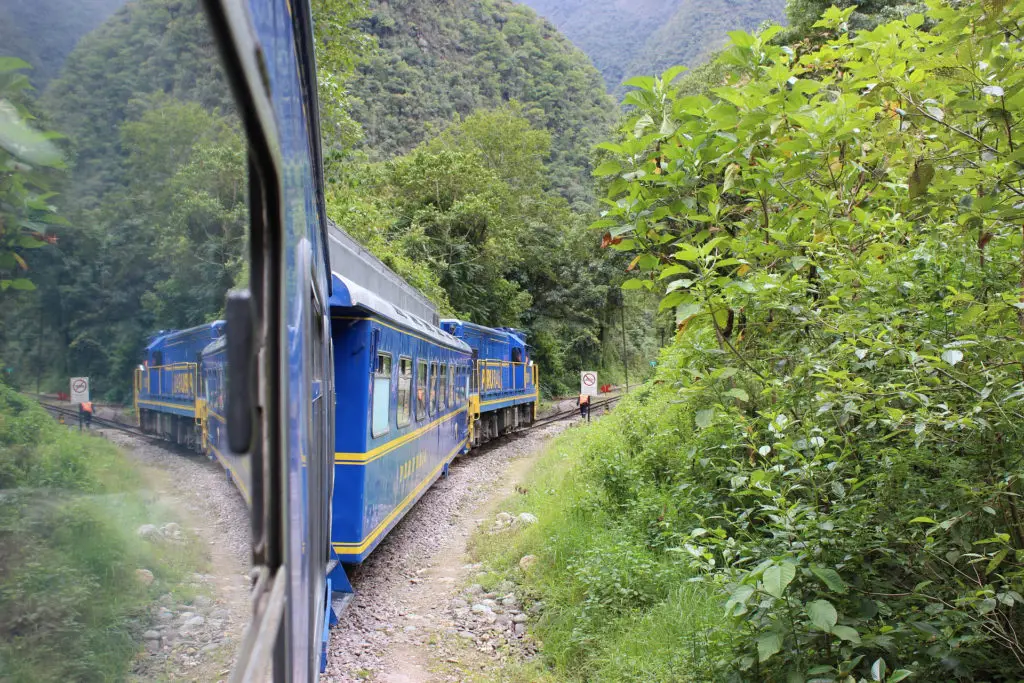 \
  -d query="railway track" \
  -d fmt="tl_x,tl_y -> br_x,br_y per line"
34,391 -> 621,451
36,400 -> 155,441
529,393 -> 621,430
